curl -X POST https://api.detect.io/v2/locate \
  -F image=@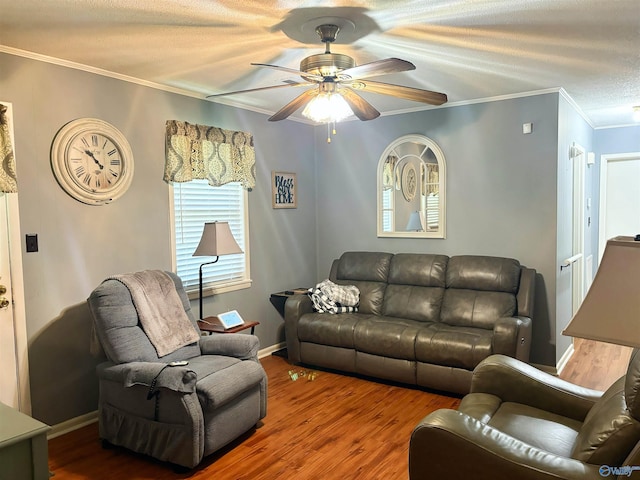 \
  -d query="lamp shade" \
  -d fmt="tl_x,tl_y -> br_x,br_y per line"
193,221 -> 243,257
406,211 -> 425,231
562,236 -> 640,348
